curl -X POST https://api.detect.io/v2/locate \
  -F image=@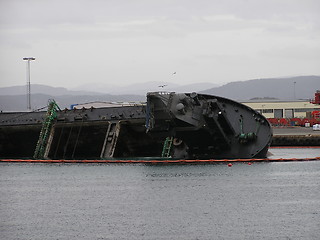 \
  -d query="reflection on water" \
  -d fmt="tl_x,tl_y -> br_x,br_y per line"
0,149 -> 320,240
